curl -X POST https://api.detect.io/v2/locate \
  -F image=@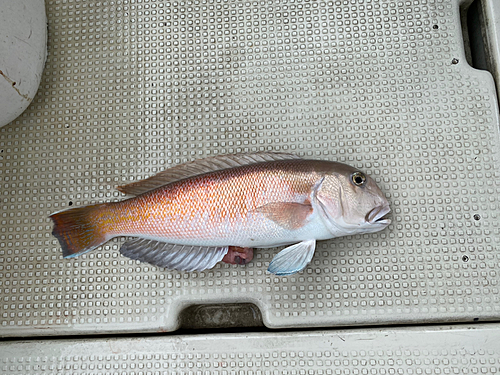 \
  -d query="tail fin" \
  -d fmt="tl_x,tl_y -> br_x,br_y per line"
49,204 -> 110,258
